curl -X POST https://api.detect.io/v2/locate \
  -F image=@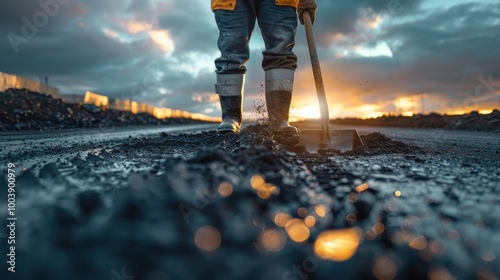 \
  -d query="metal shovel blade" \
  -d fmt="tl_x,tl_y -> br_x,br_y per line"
300,129 -> 364,153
